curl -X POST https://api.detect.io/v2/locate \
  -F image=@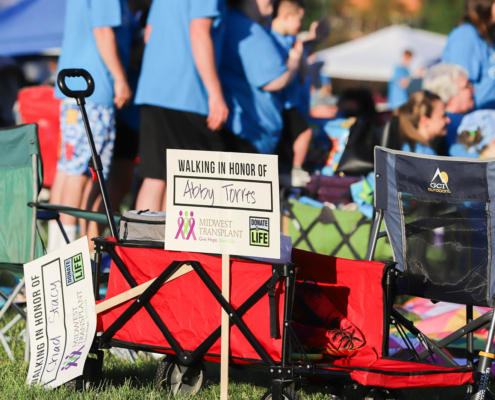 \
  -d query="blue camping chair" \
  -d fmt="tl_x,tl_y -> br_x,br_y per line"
367,147 -> 495,399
